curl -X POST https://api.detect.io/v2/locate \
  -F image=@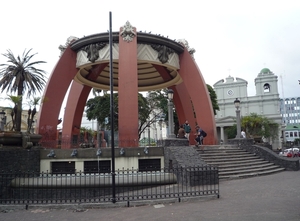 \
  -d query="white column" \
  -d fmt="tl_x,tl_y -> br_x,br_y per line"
220,126 -> 224,144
